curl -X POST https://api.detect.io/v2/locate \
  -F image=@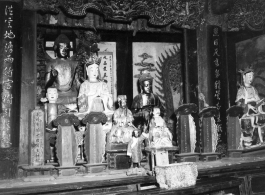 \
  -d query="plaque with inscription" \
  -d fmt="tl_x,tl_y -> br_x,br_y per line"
29,108 -> 45,166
